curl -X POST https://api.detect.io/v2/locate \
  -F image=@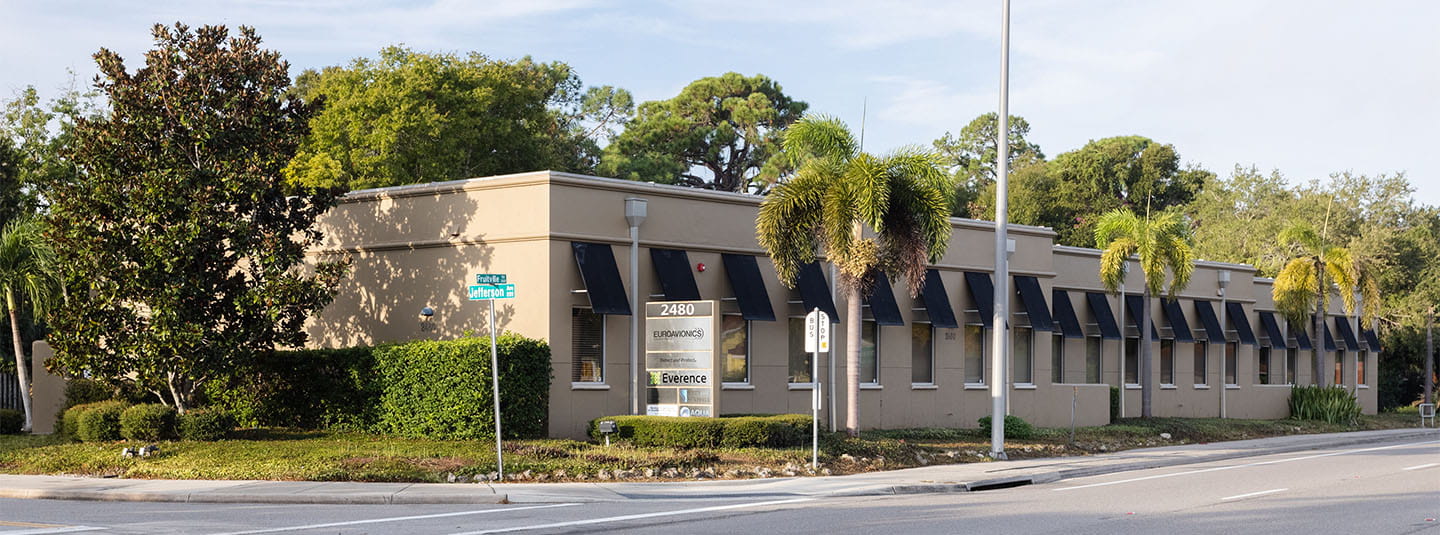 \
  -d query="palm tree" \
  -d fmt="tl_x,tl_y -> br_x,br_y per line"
757,114 -> 953,436
0,216 -> 61,432
1095,208 -> 1195,418
1272,221 -> 1379,387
